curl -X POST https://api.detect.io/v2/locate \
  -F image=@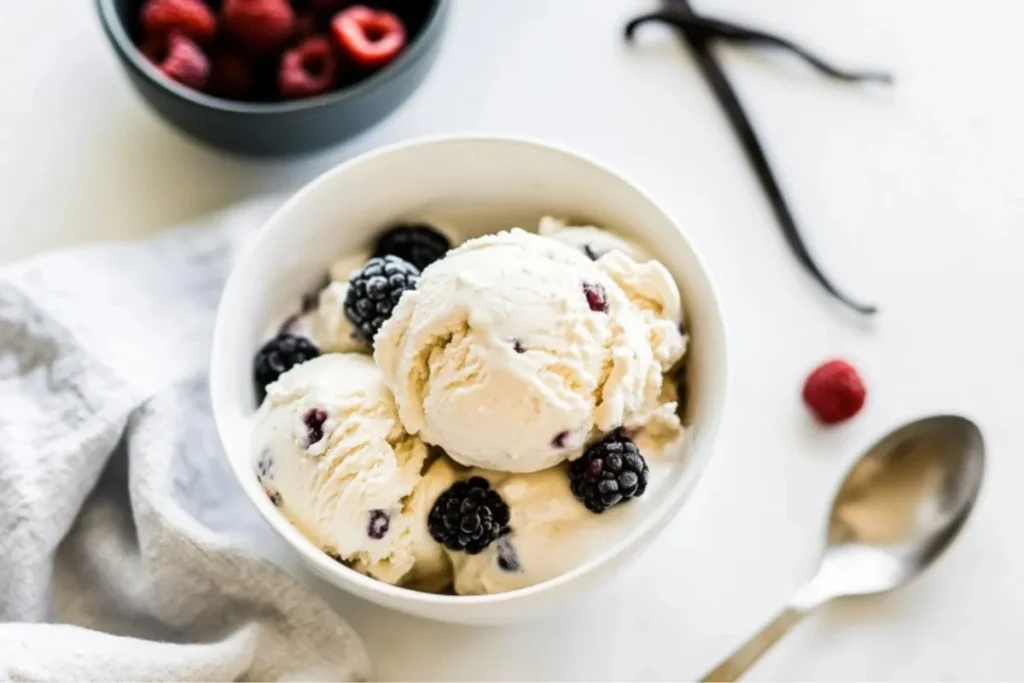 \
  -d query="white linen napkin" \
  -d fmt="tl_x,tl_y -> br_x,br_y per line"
0,198 -> 371,682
